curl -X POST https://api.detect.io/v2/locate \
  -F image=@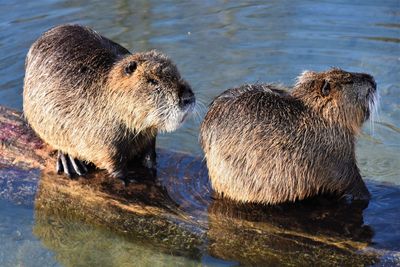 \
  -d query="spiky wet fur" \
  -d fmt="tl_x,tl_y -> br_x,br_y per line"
200,68 -> 376,204
23,24 -> 194,177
